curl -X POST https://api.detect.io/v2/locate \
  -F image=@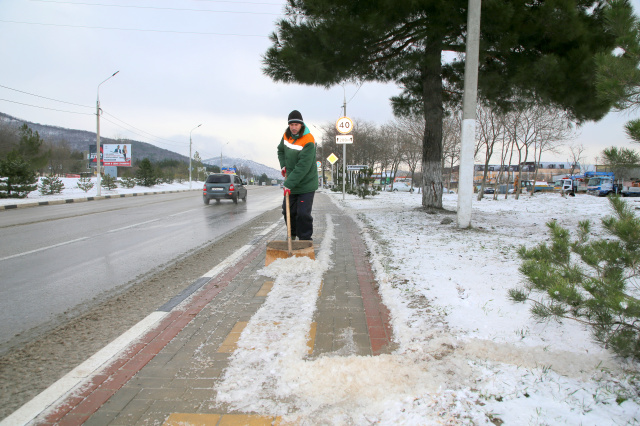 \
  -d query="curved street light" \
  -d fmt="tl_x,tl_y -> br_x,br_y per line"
96,70 -> 119,196
189,124 -> 202,189
220,141 -> 230,172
